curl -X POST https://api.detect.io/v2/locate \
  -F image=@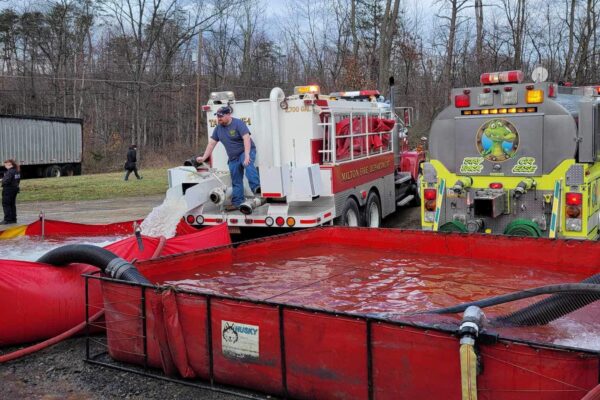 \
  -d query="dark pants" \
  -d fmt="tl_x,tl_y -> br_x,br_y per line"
124,167 -> 141,180
2,186 -> 18,222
